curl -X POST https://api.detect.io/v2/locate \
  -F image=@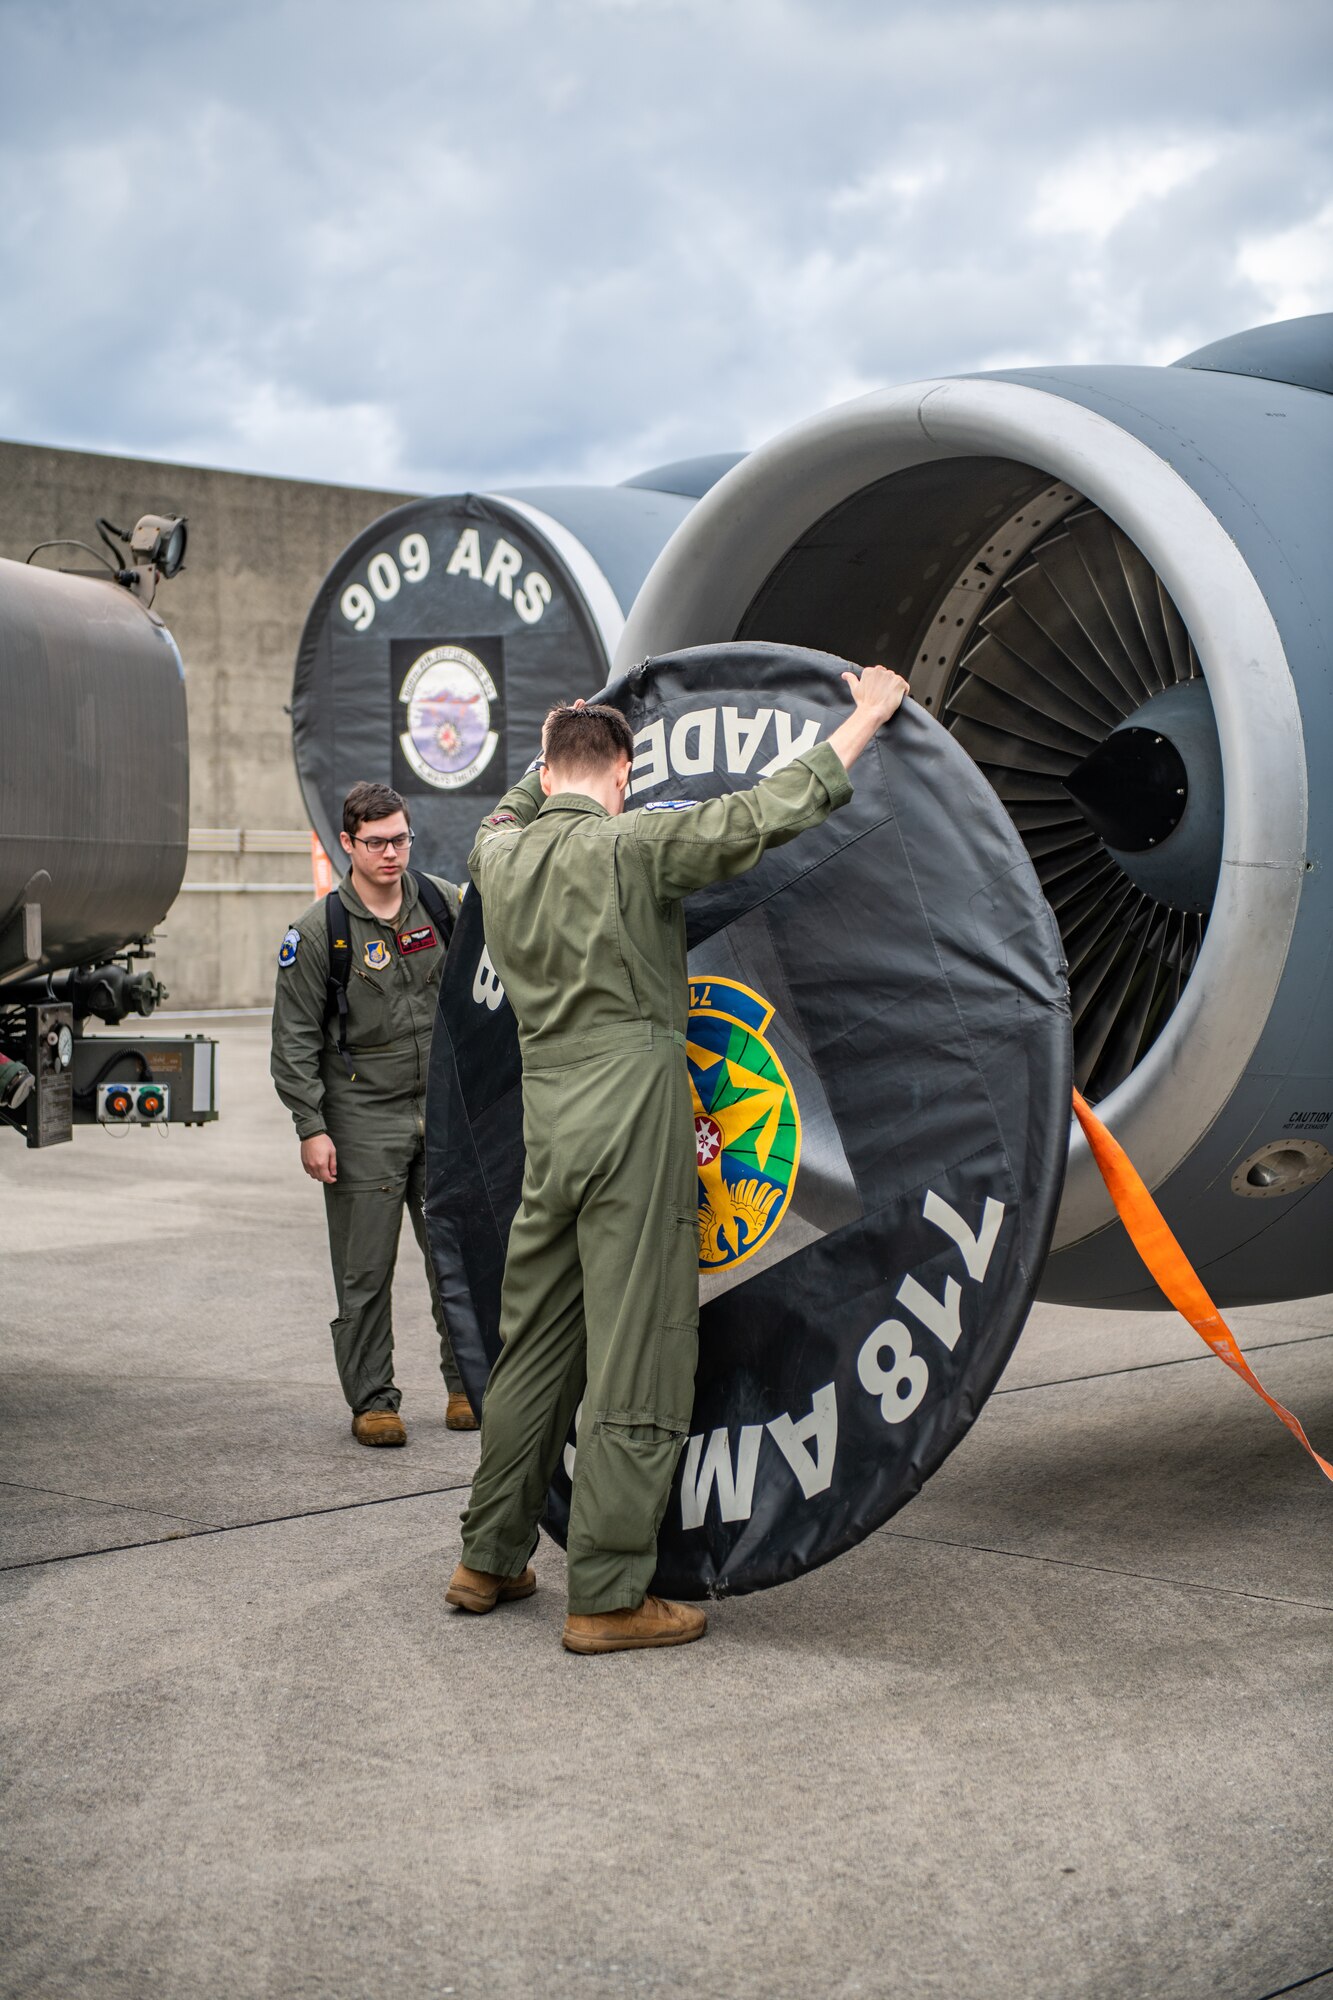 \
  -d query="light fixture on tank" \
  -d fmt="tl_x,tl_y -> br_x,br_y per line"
126,513 -> 188,578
